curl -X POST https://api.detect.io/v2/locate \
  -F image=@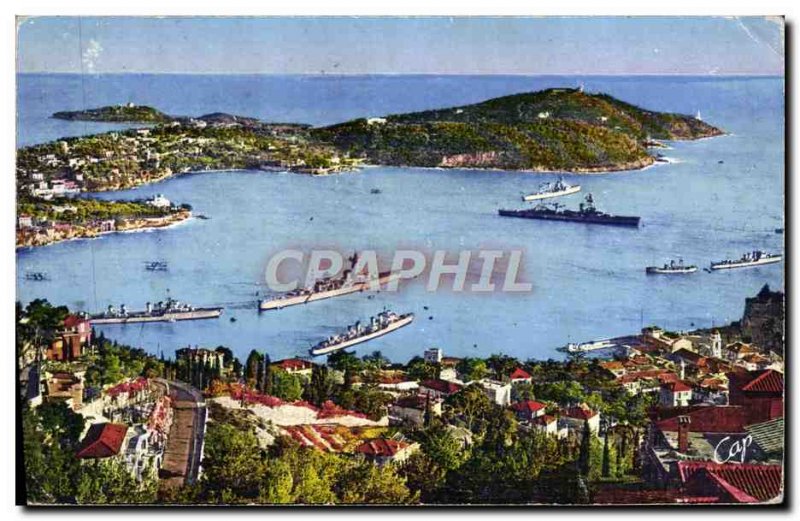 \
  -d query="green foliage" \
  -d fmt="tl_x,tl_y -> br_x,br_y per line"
456,357 -> 488,382
405,356 -> 439,381
270,369 -> 303,402
75,459 -> 158,504
197,422 -> 416,505
312,88 -> 722,172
